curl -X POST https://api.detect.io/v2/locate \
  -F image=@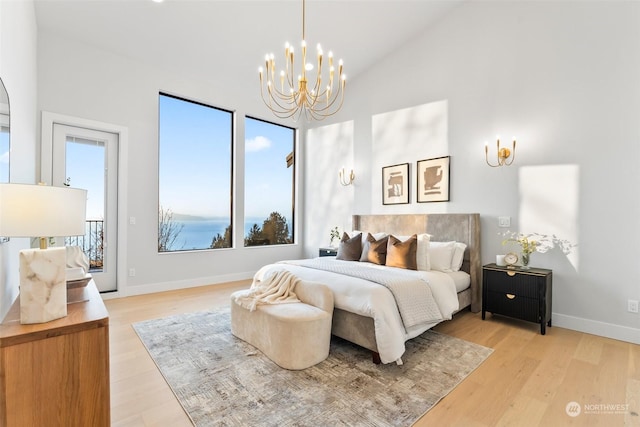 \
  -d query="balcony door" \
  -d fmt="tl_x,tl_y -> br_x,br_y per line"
50,124 -> 118,292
